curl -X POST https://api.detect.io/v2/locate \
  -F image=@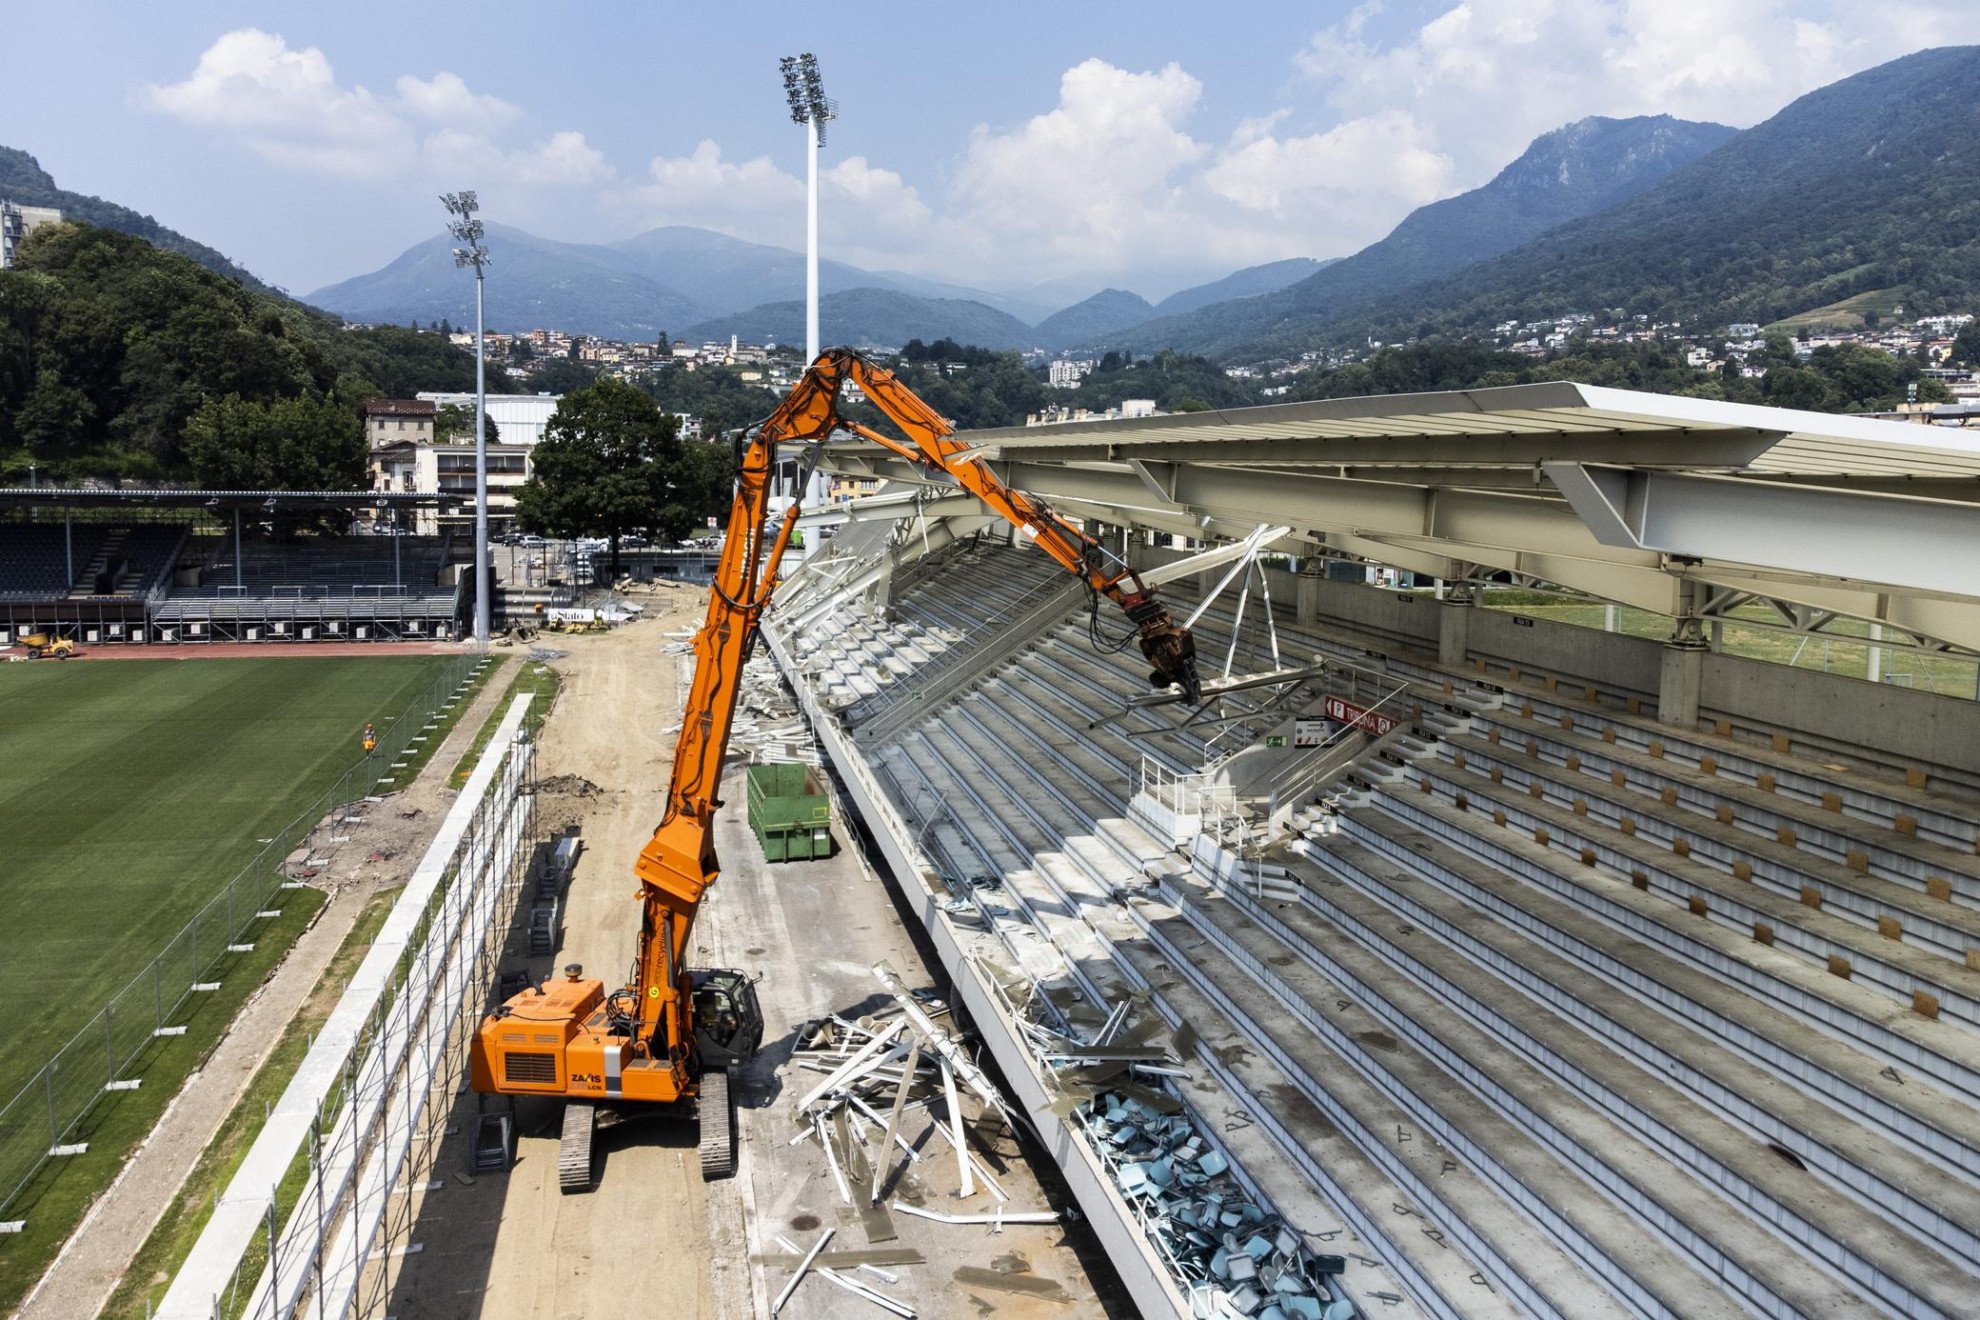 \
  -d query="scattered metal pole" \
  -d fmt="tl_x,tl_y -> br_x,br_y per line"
772,1226 -> 834,1314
